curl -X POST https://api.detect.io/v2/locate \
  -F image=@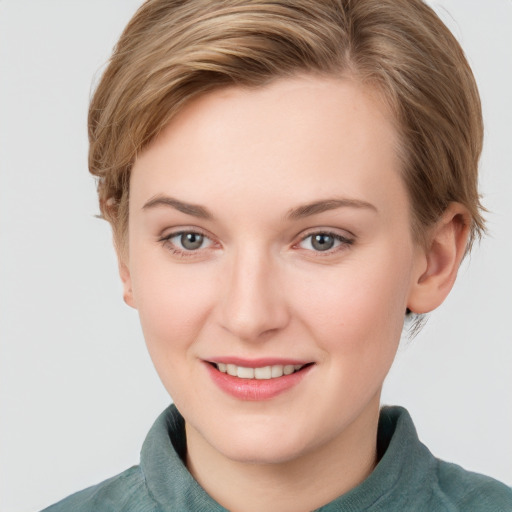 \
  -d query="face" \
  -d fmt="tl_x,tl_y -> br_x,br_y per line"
124,75 -> 425,465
